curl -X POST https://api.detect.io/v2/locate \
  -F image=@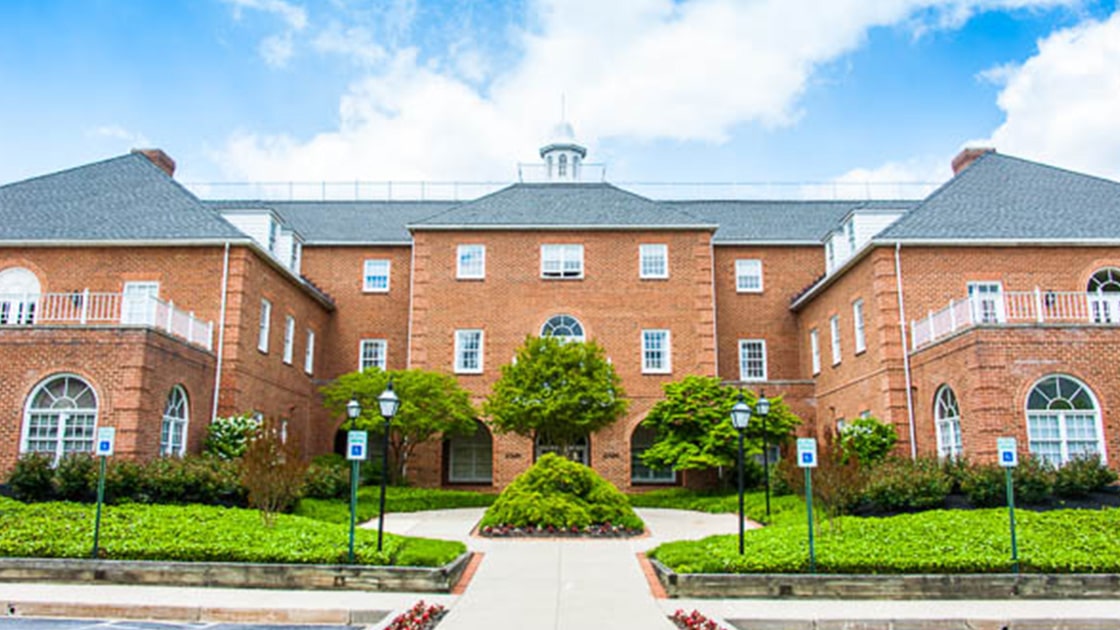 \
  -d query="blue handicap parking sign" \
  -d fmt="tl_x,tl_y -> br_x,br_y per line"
801,453 -> 812,464
350,445 -> 362,457
99,441 -> 111,451
1002,452 -> 1013,462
